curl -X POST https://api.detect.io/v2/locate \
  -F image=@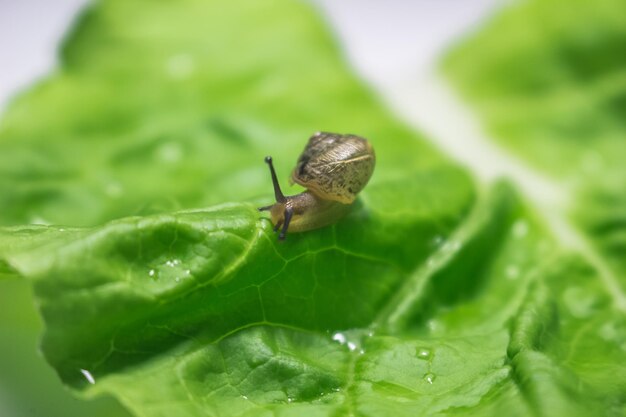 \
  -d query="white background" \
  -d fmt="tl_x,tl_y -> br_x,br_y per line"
0,0 -> 499,111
